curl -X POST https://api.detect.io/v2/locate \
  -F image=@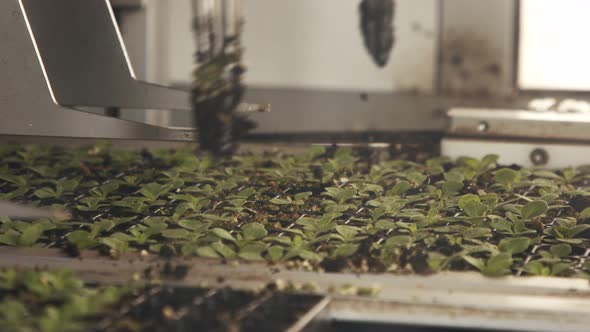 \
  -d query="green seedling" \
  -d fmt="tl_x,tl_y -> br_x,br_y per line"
34,178 -> 80,200
169,194 -> 211,220
463,253 -> 513,277
545,218 -> 590,244
322,187 -> 359,212
0,269 -> 131,332
270,191 -> 313,206
0,218 -> 55,246
3,143 -> 590,279
494,168 -> 521,192
138,182 -> 176,203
